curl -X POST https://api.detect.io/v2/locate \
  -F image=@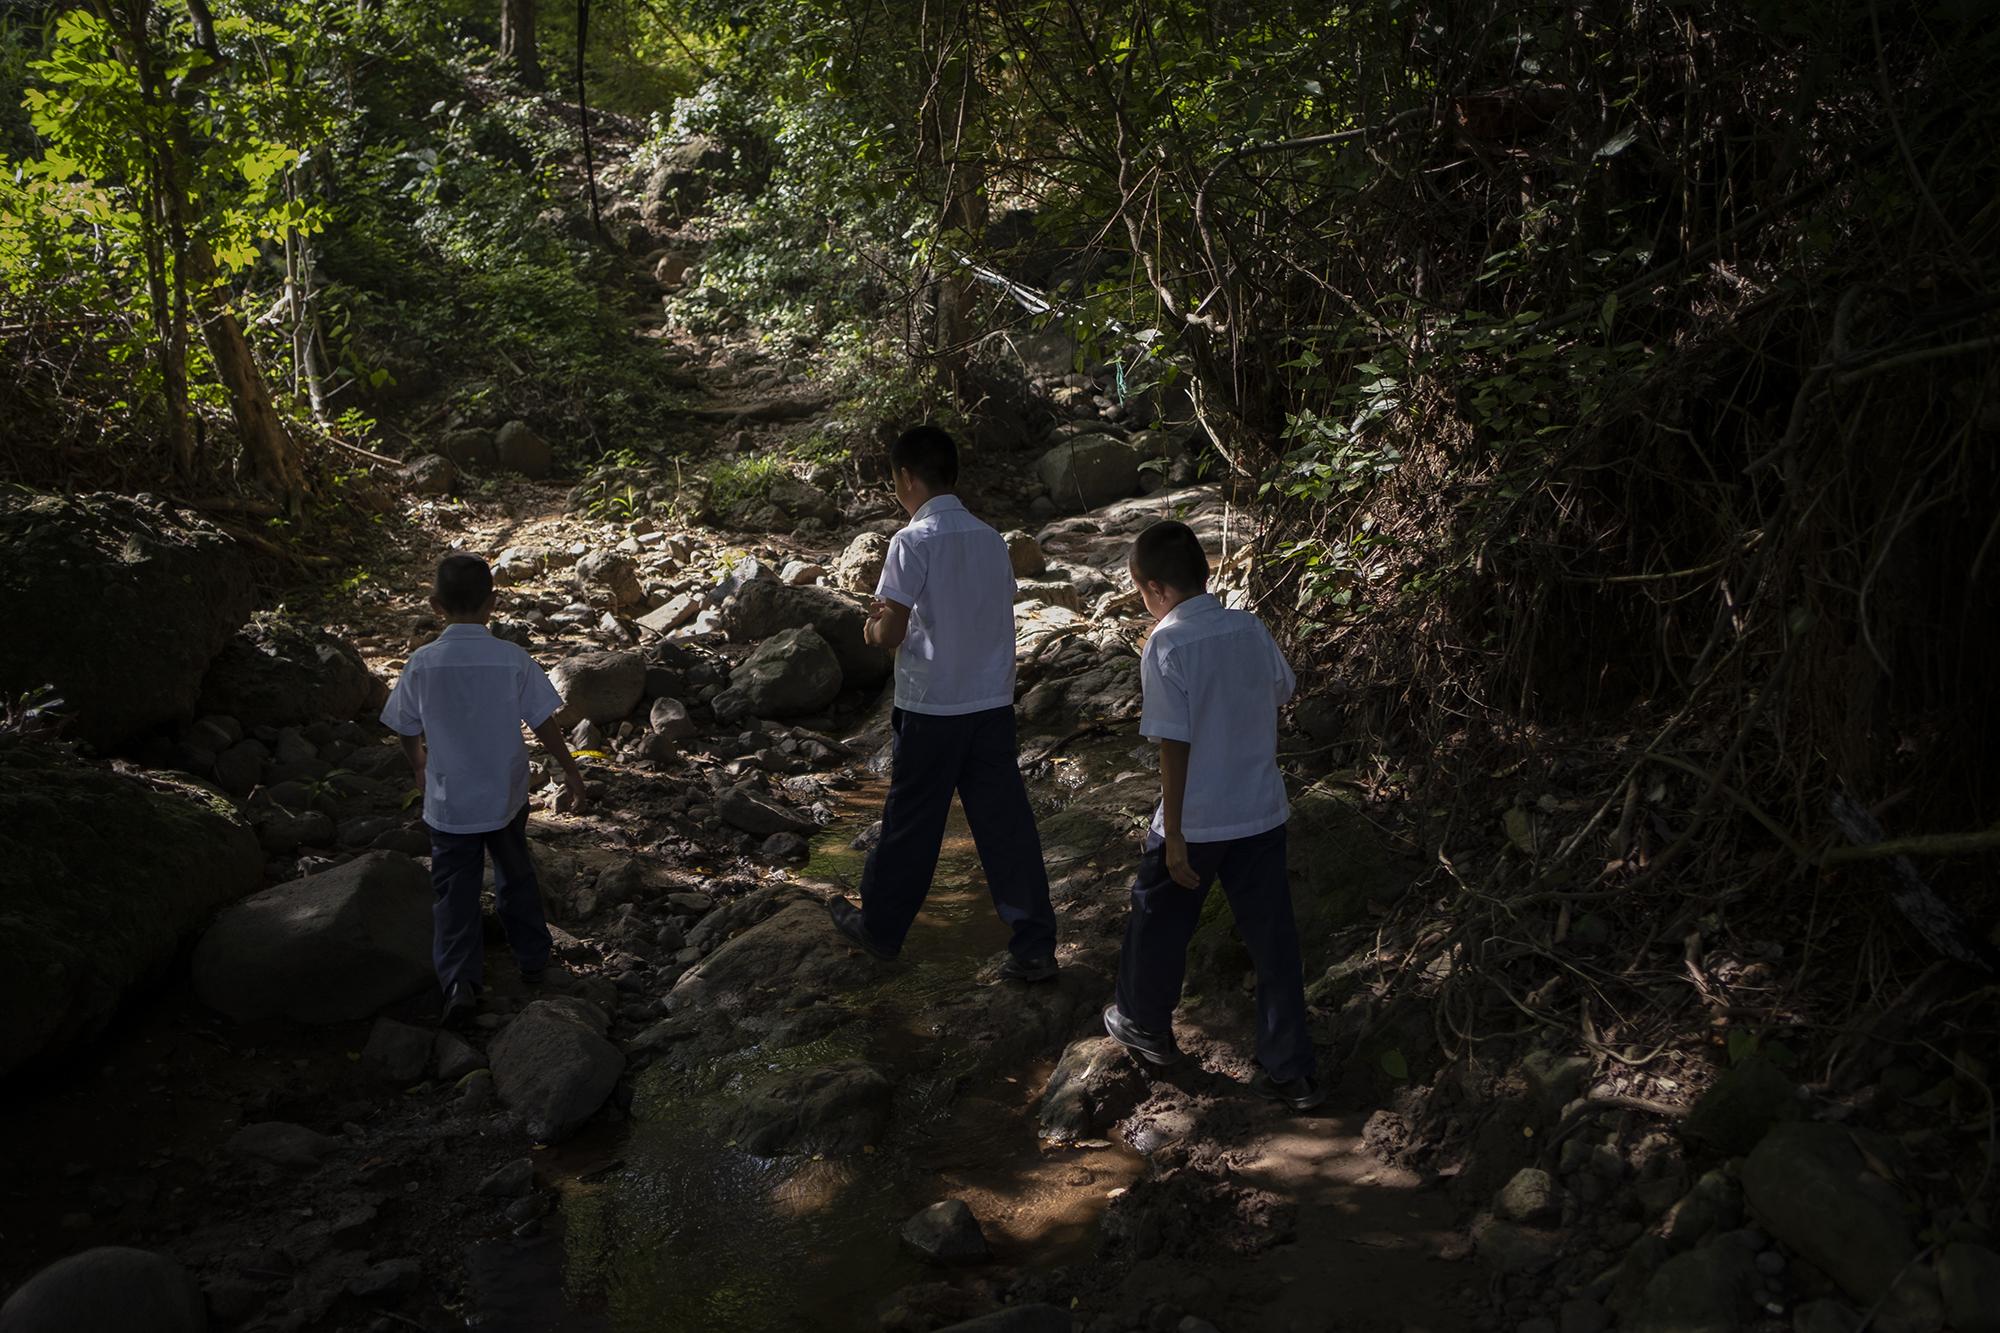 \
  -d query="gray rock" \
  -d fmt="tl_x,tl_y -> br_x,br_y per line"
212,739 -> 269,797
434,1031 -> 485,1082
1522,1049 -> 1594,1118
1473,1214 -> 1560,1274
833,531 -> 890,593
1684,1057 -> 1800,1156
716,785 -> 815,836
488,997 -> 625,1142
648,697 -> 696,739
575,551 -> 643,610
727,580 -> 892,686
1039,1036 -> 1145,1143
1940,1244 -> 2000,1333
197,615 -> 387,729
713,626 -> 842,720
0,1247 -> 204,1333
402,453 -> 456,496
930,1306 -> 1070,1333
254,807 -> 335,853
1,748 -> 262,1078
550,650 -> 647,727
761,832 -> 810,862
669,895 -> 875,1017
476,1158 -> 537,1199
495,420 -> 552,478
1741,1123 -> 1918,1306
1631,1237 -> 1758,1333
713,557 -> 777,601
1496,1168 -> 1562,1225
227,1121 -> 341,1169
192,851 -> 433,1024
441,428 -> 496,470
363,1017 -> 434,1083
1037,435 -> 1140,511
724,1062 -> 892,1154
0,492 -> 254,751
1003,530 -> 1046,578
1662,1170 -> 1744,1252
900,1200 -> 991,1265
781,560 -> 824,586
637,593 -> 700,635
